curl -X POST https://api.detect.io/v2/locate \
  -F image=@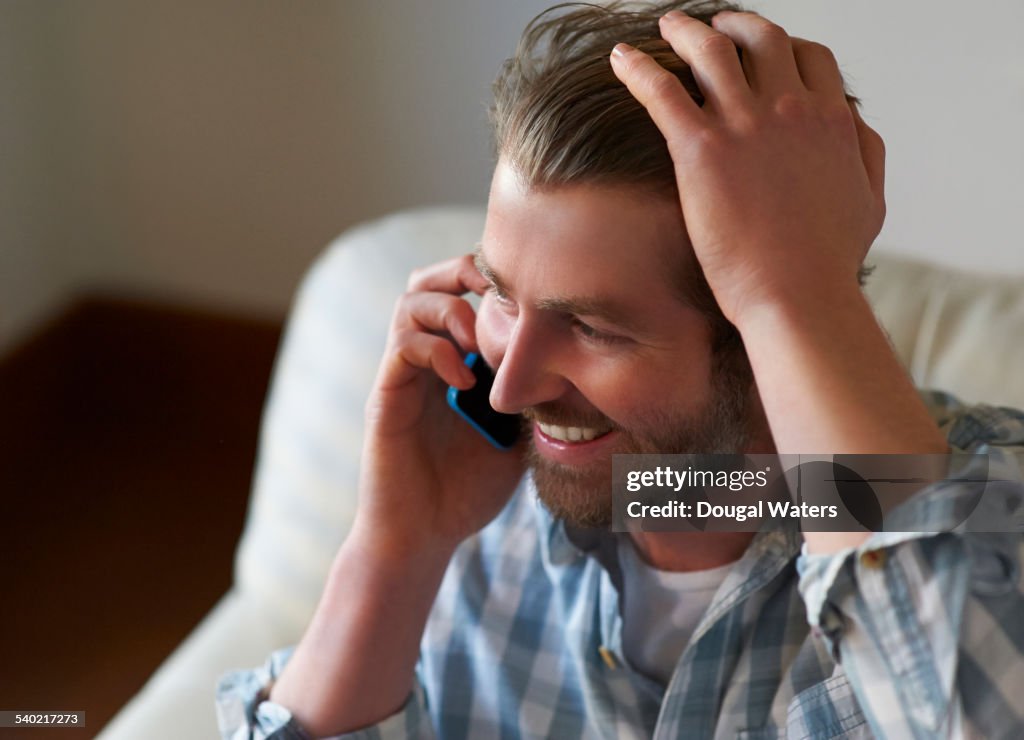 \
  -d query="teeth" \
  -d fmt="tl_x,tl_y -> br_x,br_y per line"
537,422 -> 610,443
